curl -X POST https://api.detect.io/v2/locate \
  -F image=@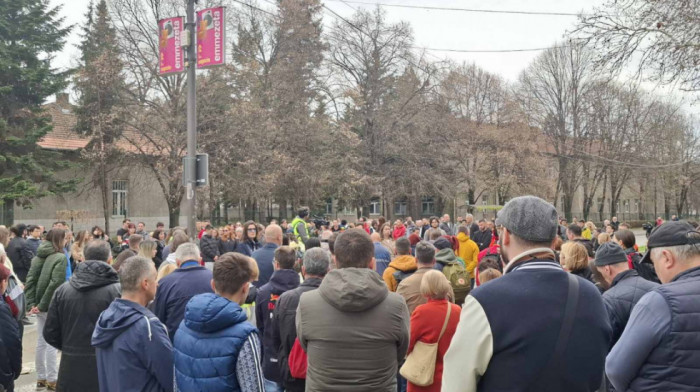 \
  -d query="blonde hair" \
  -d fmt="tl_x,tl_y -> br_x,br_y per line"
480,268 -> 502,284
138,240 -> 157,259
420,270 -> 452,300
157,263 -> 177,282
248,256 -> 260,281
597,233 -> 611,245
585,221 -> 597,231
560,241 -> 590,272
